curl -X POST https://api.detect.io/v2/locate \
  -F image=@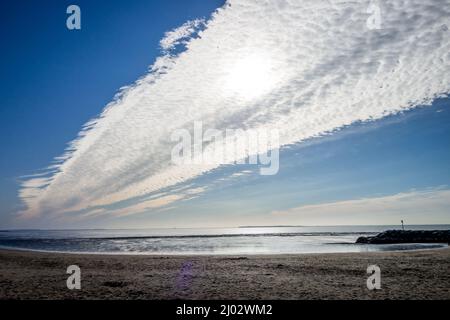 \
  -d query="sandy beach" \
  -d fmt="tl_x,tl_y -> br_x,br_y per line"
0,247 -> 449,300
